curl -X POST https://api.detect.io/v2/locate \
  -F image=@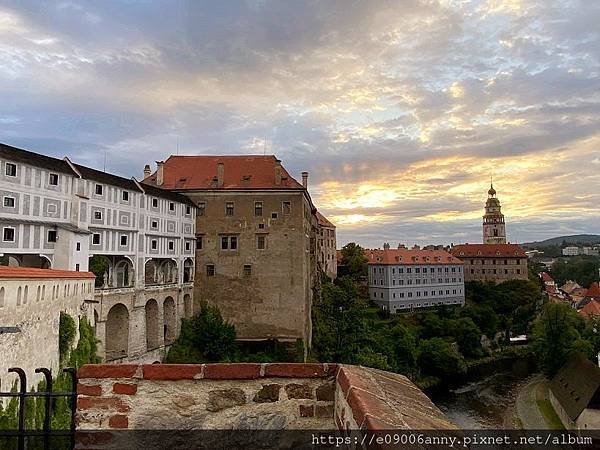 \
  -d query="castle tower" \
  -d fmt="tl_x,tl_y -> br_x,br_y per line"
483,183 -> 507,244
